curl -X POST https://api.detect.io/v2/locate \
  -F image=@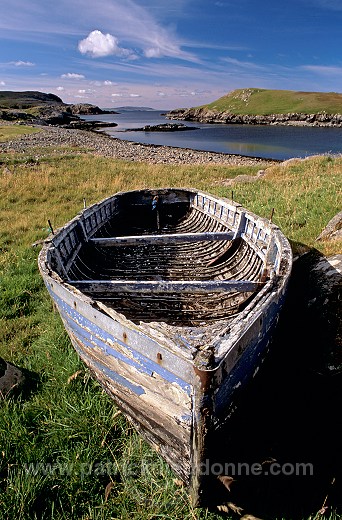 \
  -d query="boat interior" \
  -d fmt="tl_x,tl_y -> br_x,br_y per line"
57,190 -> 267,343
